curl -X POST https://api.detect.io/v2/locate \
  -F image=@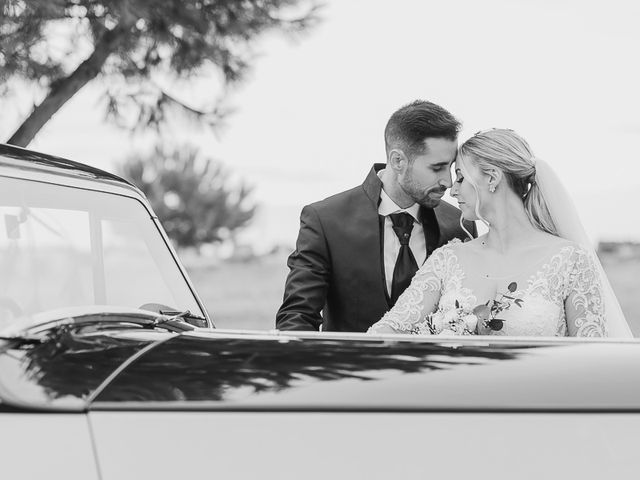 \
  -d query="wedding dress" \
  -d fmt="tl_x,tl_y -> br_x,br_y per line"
368,238 -> 608,337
